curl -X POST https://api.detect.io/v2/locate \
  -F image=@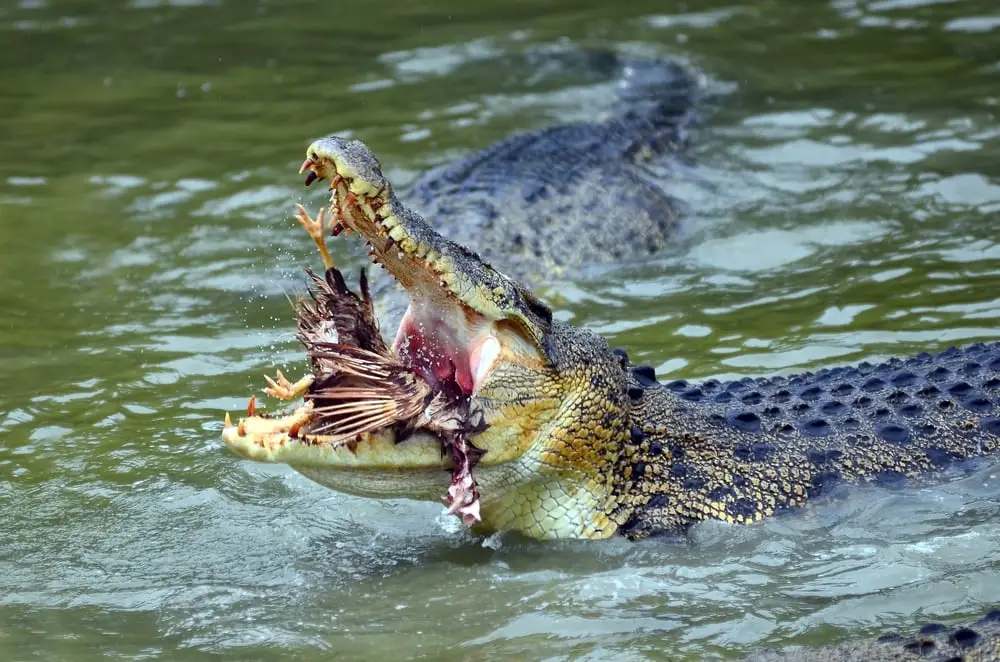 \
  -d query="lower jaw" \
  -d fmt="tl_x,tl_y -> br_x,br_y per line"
294,462 -> 619,540
292,464 -> 451,501
222,405 -> 450,470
